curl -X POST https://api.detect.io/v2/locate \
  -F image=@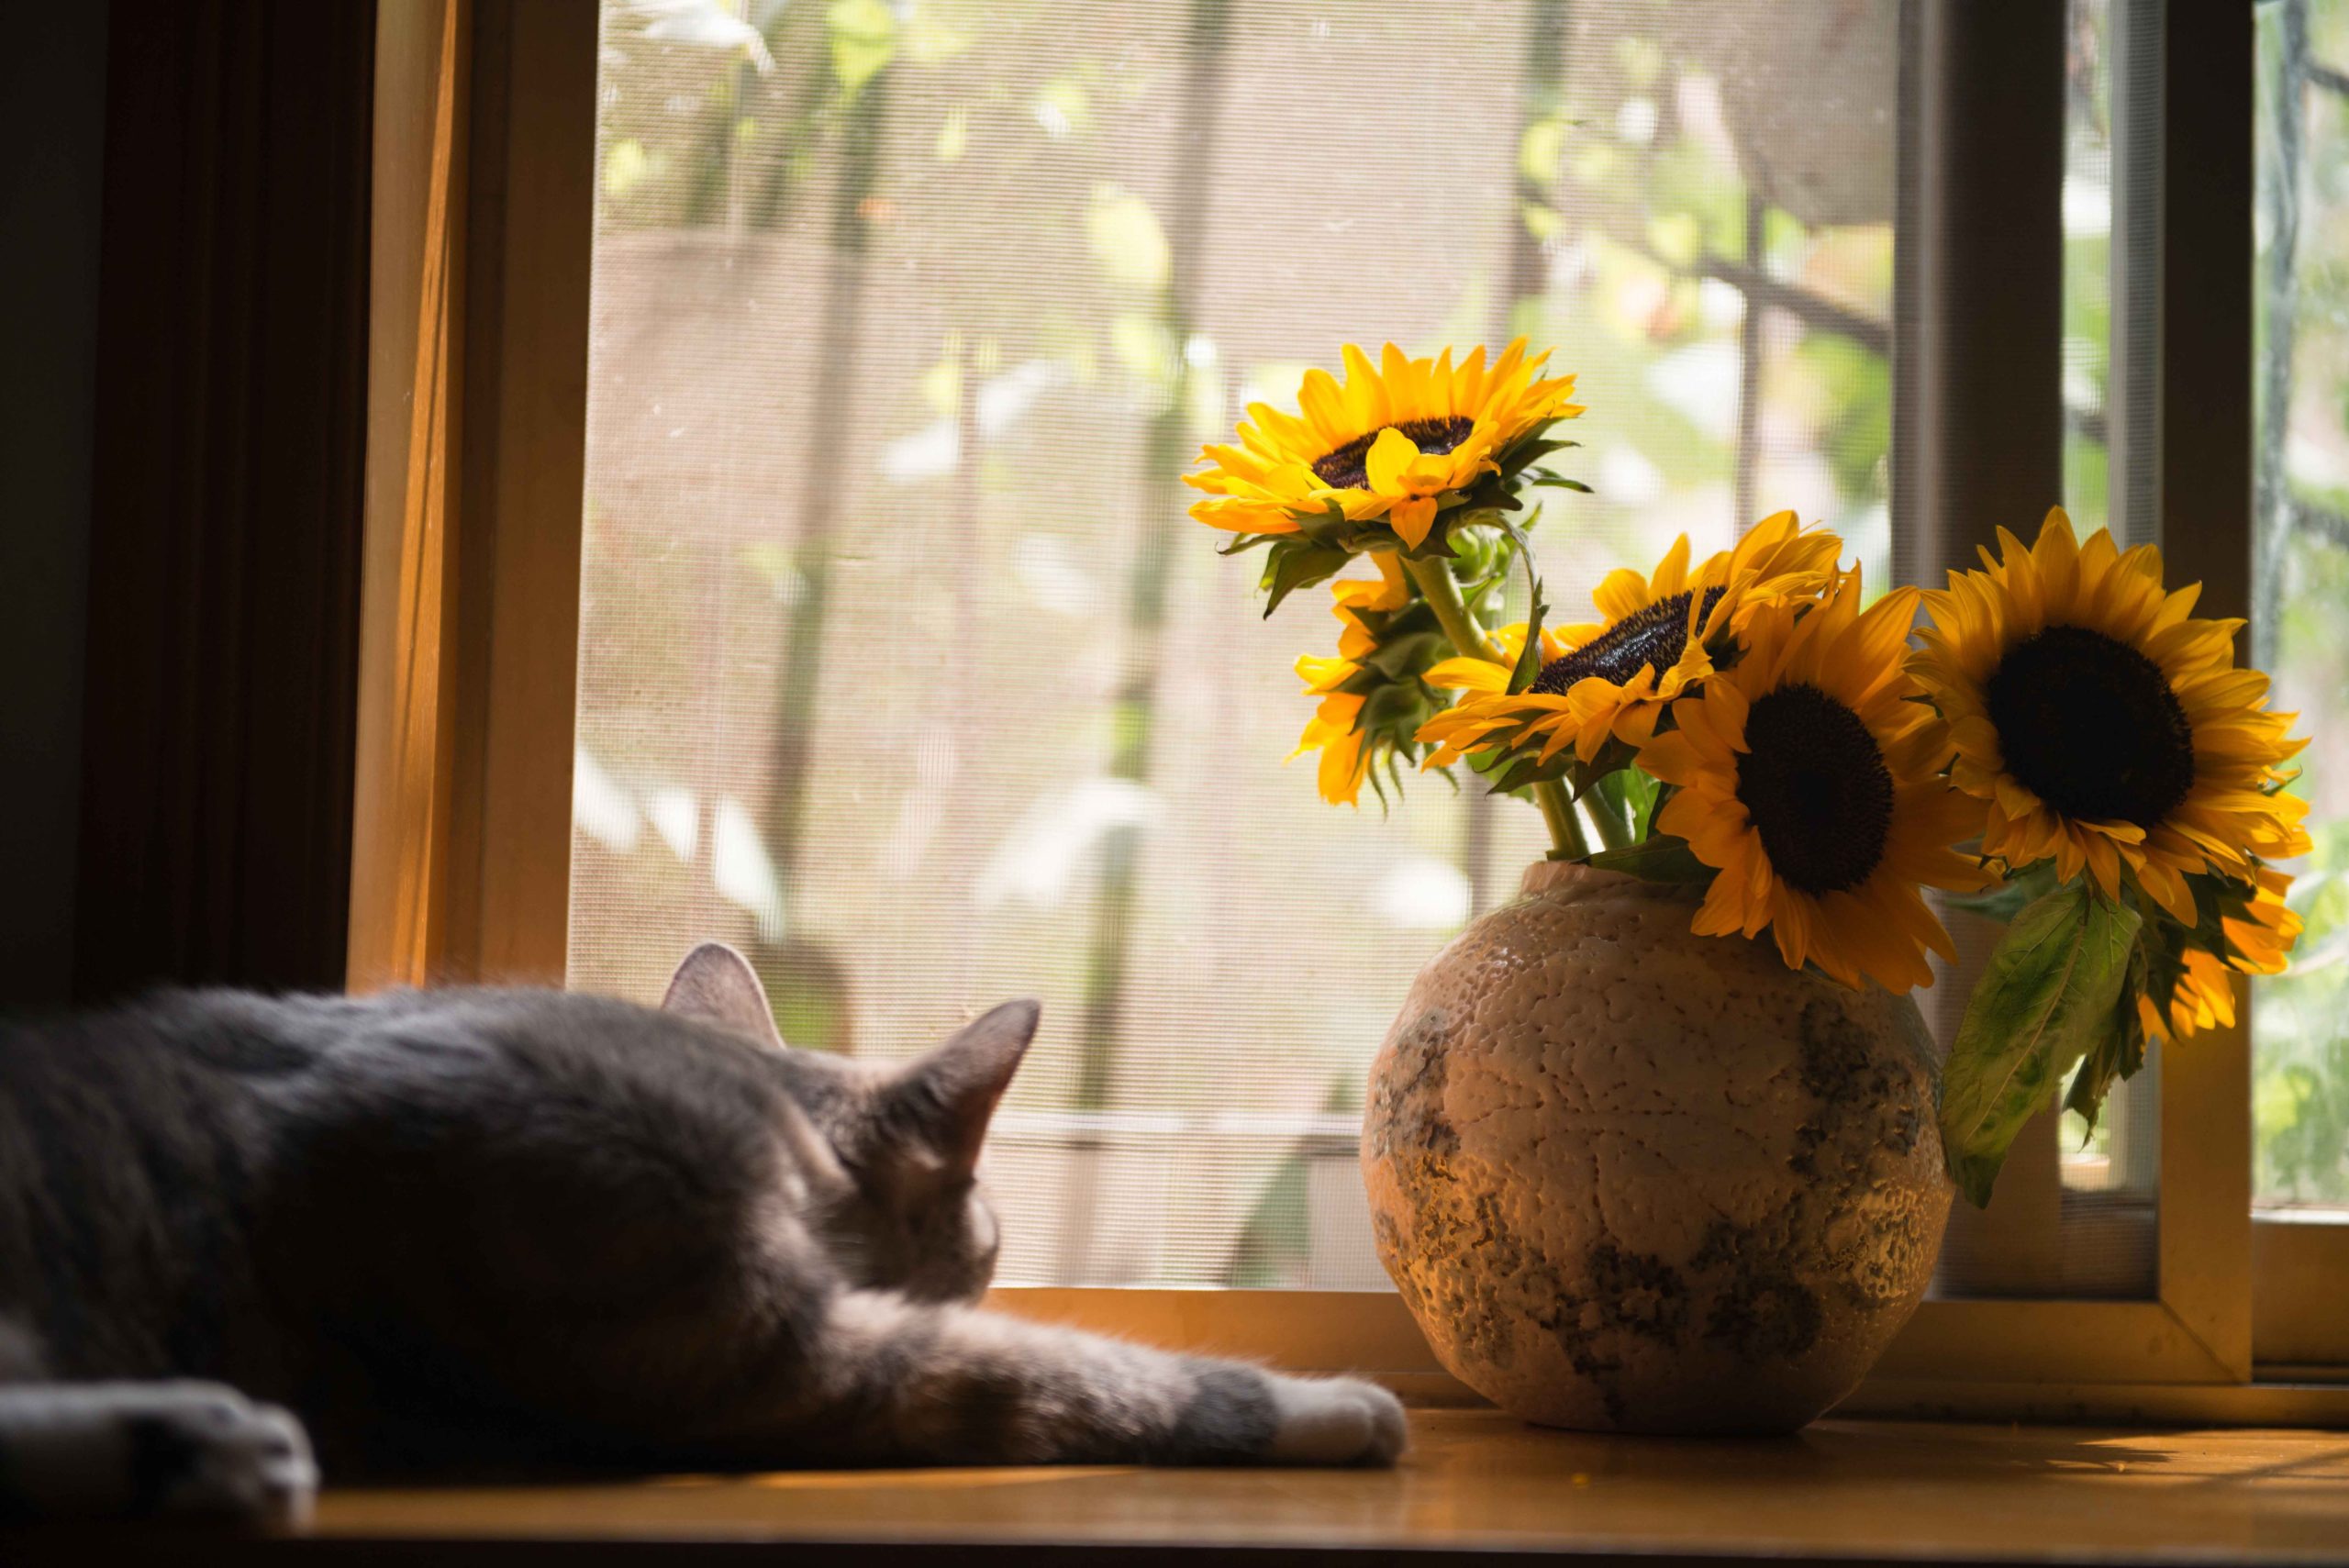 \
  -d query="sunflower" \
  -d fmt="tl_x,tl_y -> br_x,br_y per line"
1635,572 -> 1988,992
1415,512 -> 1841,772
1331,550 -> 1408,659
1291,654 -> 1378,806
1287,554 -> 1421,806
1185,339 -> 1583,548
2140,864 -> 2303,1040
1909,508 -> 2310,926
